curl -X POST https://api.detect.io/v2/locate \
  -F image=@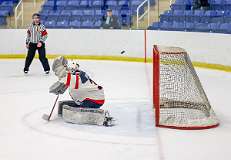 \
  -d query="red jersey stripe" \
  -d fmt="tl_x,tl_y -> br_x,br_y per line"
75,74 -> 79,89
65,72 -> 71,87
